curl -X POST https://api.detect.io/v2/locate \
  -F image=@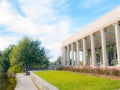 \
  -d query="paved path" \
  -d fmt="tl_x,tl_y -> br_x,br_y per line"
15,73 -> 38,90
